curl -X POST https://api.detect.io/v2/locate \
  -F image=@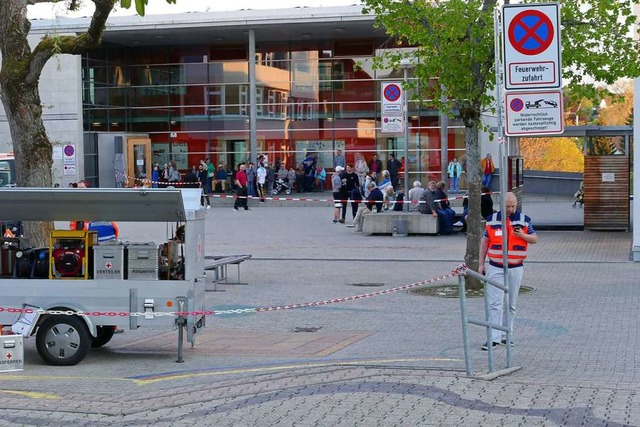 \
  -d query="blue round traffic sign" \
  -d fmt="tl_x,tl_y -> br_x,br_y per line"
508,10 -> 554,56
63,145 -> 75,157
